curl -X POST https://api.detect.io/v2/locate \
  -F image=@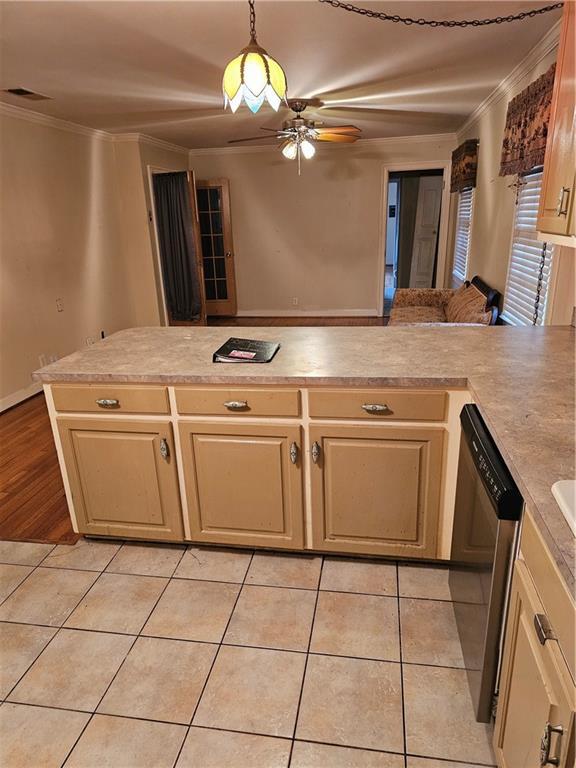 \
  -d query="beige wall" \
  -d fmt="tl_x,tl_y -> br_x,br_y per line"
454,42 -> 575,322
189,135 -> 455,315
